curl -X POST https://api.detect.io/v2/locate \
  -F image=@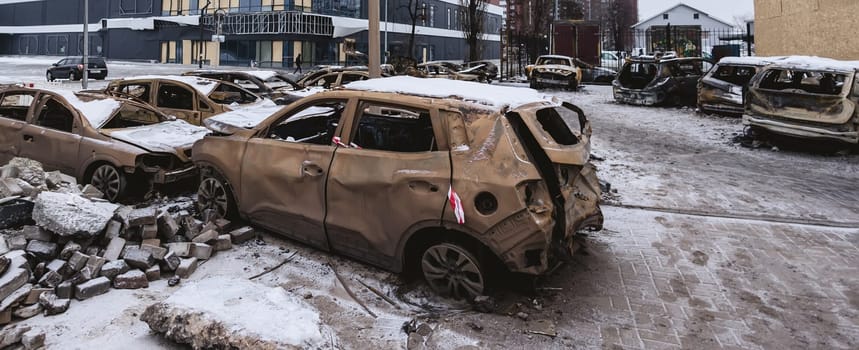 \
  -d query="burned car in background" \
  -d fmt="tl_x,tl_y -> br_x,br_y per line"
278,70 -> 372,105
105,76 -> 268,125
613,57 -> 711,106
463,60 -> 499,82
193,77 -> 603,299
527,55 -> 583,90
418,61 -> 488,82
182,70 -> 303,105
698,56 -> 785,115
744,57 -> 859,144
0,87 -> 208,201
573,58 -> 617,84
